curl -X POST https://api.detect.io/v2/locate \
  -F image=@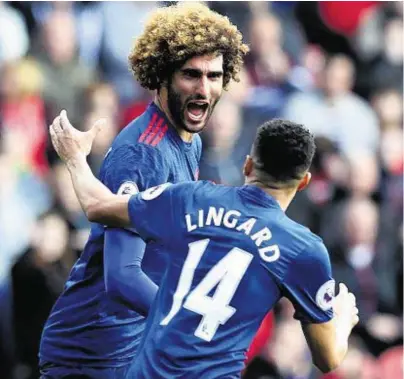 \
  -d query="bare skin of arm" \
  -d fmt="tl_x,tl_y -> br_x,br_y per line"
49,110 -> 131,227
301,283 -> 359,373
